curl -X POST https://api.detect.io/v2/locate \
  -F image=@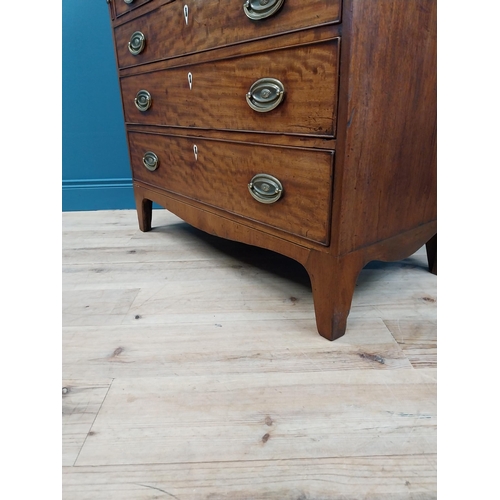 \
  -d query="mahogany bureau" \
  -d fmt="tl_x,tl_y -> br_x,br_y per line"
106,0 -> 437,341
